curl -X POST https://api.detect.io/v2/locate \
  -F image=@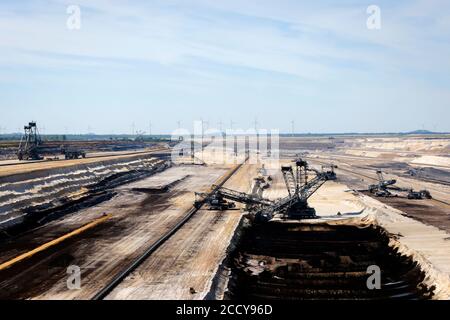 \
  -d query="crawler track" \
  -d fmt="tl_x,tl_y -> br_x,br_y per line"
92,160 -> 246,300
